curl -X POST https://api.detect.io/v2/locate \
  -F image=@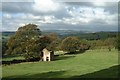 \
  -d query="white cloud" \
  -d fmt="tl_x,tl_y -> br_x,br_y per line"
18,23 -> 26,27
92,0 -> 106,6
91,0 -> 118,7
33,0 -> 61,13
63,17 -> 91,25
65,7 -> 117,25
38,15 -> 62,24
27,14 -> 41,20
3,13 -> 12,19
38,16 -> 55,24
93,2 -> 105,6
